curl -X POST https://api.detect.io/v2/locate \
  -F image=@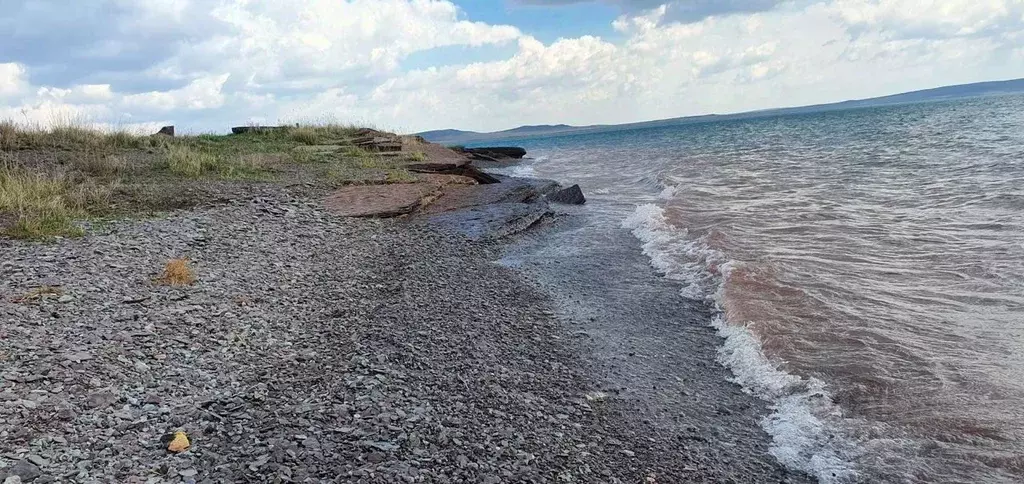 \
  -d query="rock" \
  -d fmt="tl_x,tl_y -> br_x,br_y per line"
3,476 -> 22,484
461,147 -> 527,160
406,162 -> 500,185
354,137 -> 403,153
154,126 -> 174,137
179,469 -> 198,477
85,391 -> 118,409
424,203 -> 550,241
421,176 -> 560,214
25,456 -> 47,467
231,126 -> 287,135
57,295 -> 73,303
7,460 -> 41,481
323,184 -> 442,218
547,184 -> 586,205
